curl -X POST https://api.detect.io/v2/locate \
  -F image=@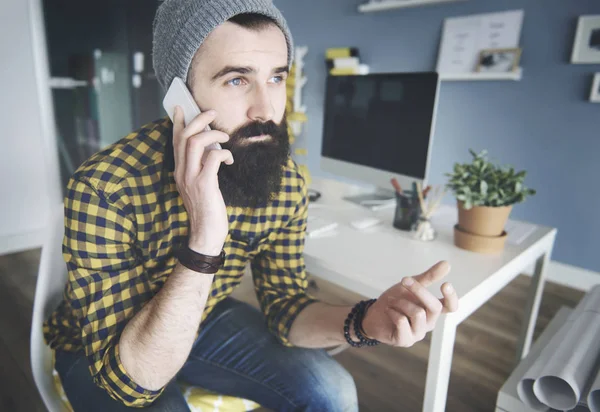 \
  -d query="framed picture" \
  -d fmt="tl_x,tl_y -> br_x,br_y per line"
571,15 -> 600,63
590,73 -> 600,103
475,48 -> 522,73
